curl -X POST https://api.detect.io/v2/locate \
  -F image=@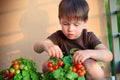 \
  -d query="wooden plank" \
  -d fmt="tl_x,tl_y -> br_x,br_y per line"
108,0 -> 120,80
